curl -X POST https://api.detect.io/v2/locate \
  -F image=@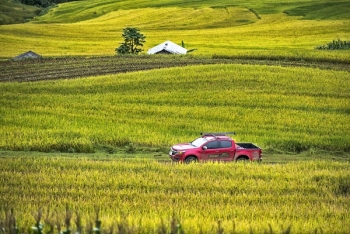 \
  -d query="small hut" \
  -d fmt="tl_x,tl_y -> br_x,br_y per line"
13,50 -> 41,61
147,40 -> 187,55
